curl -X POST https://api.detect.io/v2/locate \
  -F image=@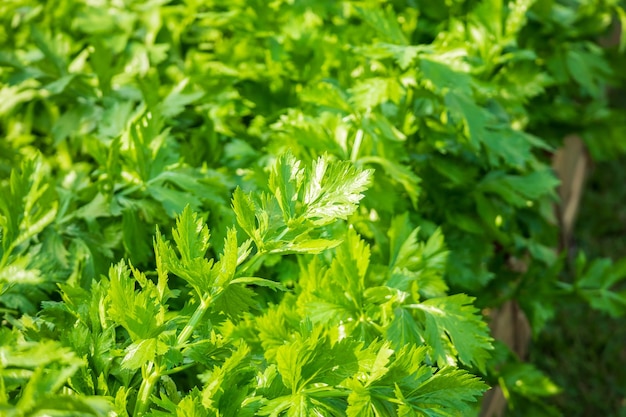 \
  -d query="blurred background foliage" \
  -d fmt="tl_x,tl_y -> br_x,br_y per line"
532,154 -> 626,417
